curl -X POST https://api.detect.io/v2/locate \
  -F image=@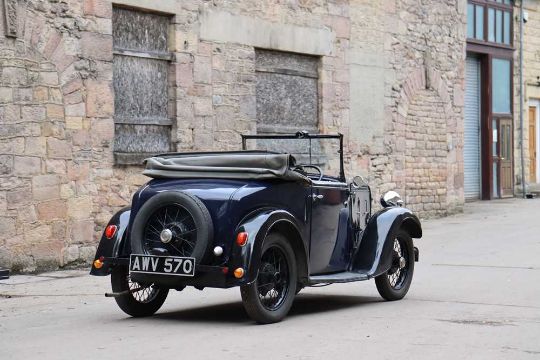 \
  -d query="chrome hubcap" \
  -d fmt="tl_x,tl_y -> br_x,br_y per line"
399,256 -> 406,269
160,229 -> 173,243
